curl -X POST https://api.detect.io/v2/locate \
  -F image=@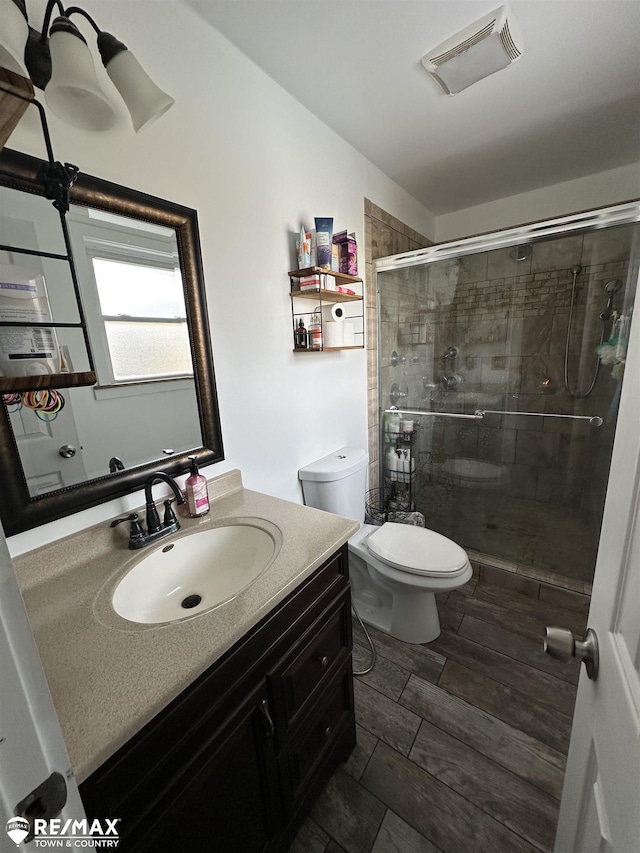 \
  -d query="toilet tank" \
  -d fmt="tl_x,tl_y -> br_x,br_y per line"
298,447 -> 368,522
